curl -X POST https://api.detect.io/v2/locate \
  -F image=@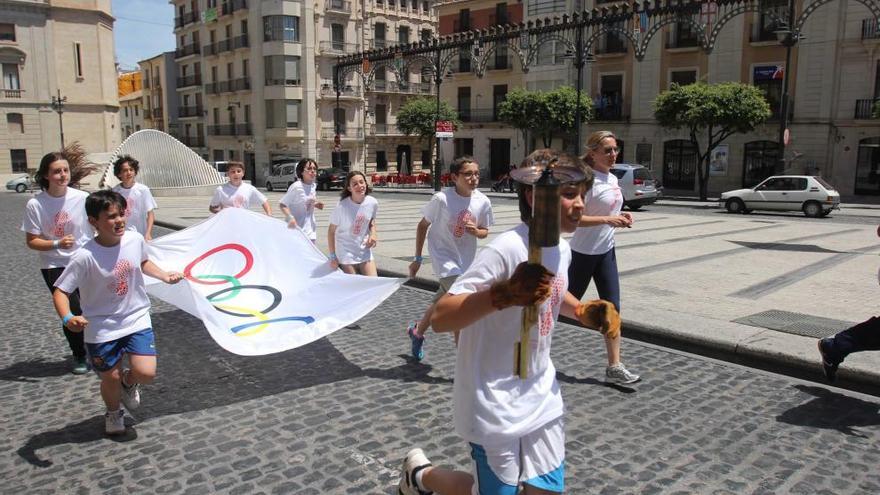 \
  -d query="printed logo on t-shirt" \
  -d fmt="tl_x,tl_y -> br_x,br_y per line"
451,209 -> 474,238
232,195 -> 246,208
109,259 -> 134,296
611,185 -> 623,212
306,198 -> 315,214
123,192 -> 135,219
352,212 -> 366,235
539,275 -> 566,336
52,211 -> 70,238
